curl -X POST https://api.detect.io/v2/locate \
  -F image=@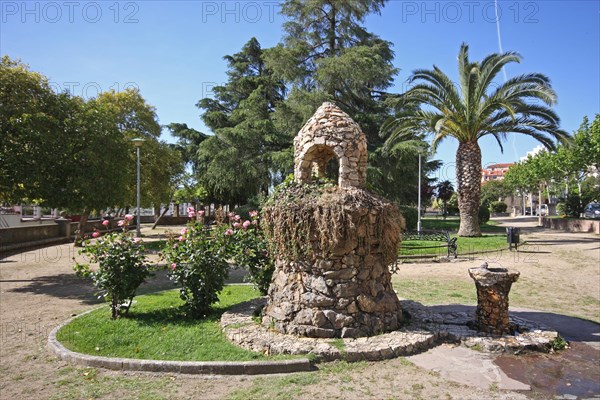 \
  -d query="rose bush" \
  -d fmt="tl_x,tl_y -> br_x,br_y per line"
73,215 -> 150,319
162,209 -> 275,317
227,211 -> 274,295
162,221 -> 230,318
